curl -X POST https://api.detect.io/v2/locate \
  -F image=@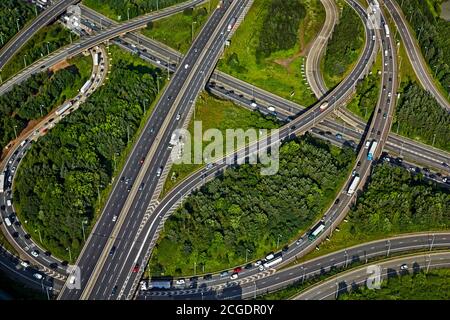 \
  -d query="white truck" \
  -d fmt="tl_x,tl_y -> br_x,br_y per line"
80,80 -> 92,94
347,175 -> 361,195
56,101 -> 73,116
0,172 -> 5,193
262,256 -> 282,269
